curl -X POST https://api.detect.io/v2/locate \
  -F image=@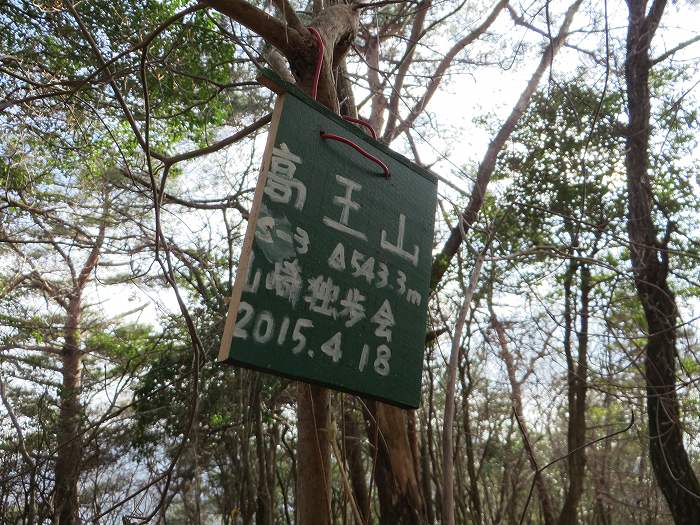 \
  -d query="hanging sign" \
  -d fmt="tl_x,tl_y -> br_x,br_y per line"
218,70 -> 437,408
